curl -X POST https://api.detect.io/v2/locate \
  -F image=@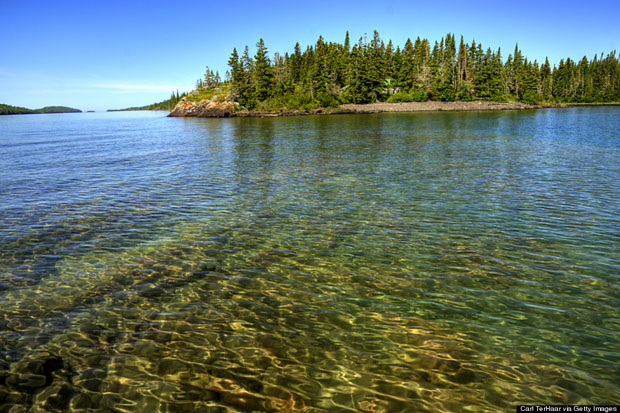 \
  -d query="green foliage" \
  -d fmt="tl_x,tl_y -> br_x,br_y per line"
521,91 -> 543,105
0,104 -> 37,114
410,89 -> 429,102
38,106 -> 81,113
386,91 -> 412,103
316,91 -> 339,108
253,39 -> 273,101
205,31 -> 620,111
1,104 -> 81,115
109,89 -> 193,112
